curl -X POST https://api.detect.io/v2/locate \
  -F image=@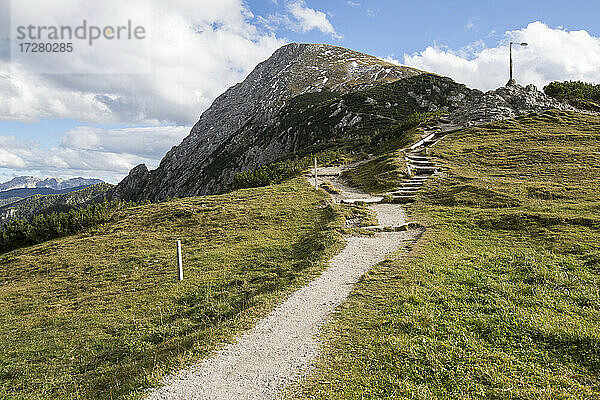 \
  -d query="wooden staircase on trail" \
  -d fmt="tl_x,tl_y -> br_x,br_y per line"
342,120 -> 463,205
